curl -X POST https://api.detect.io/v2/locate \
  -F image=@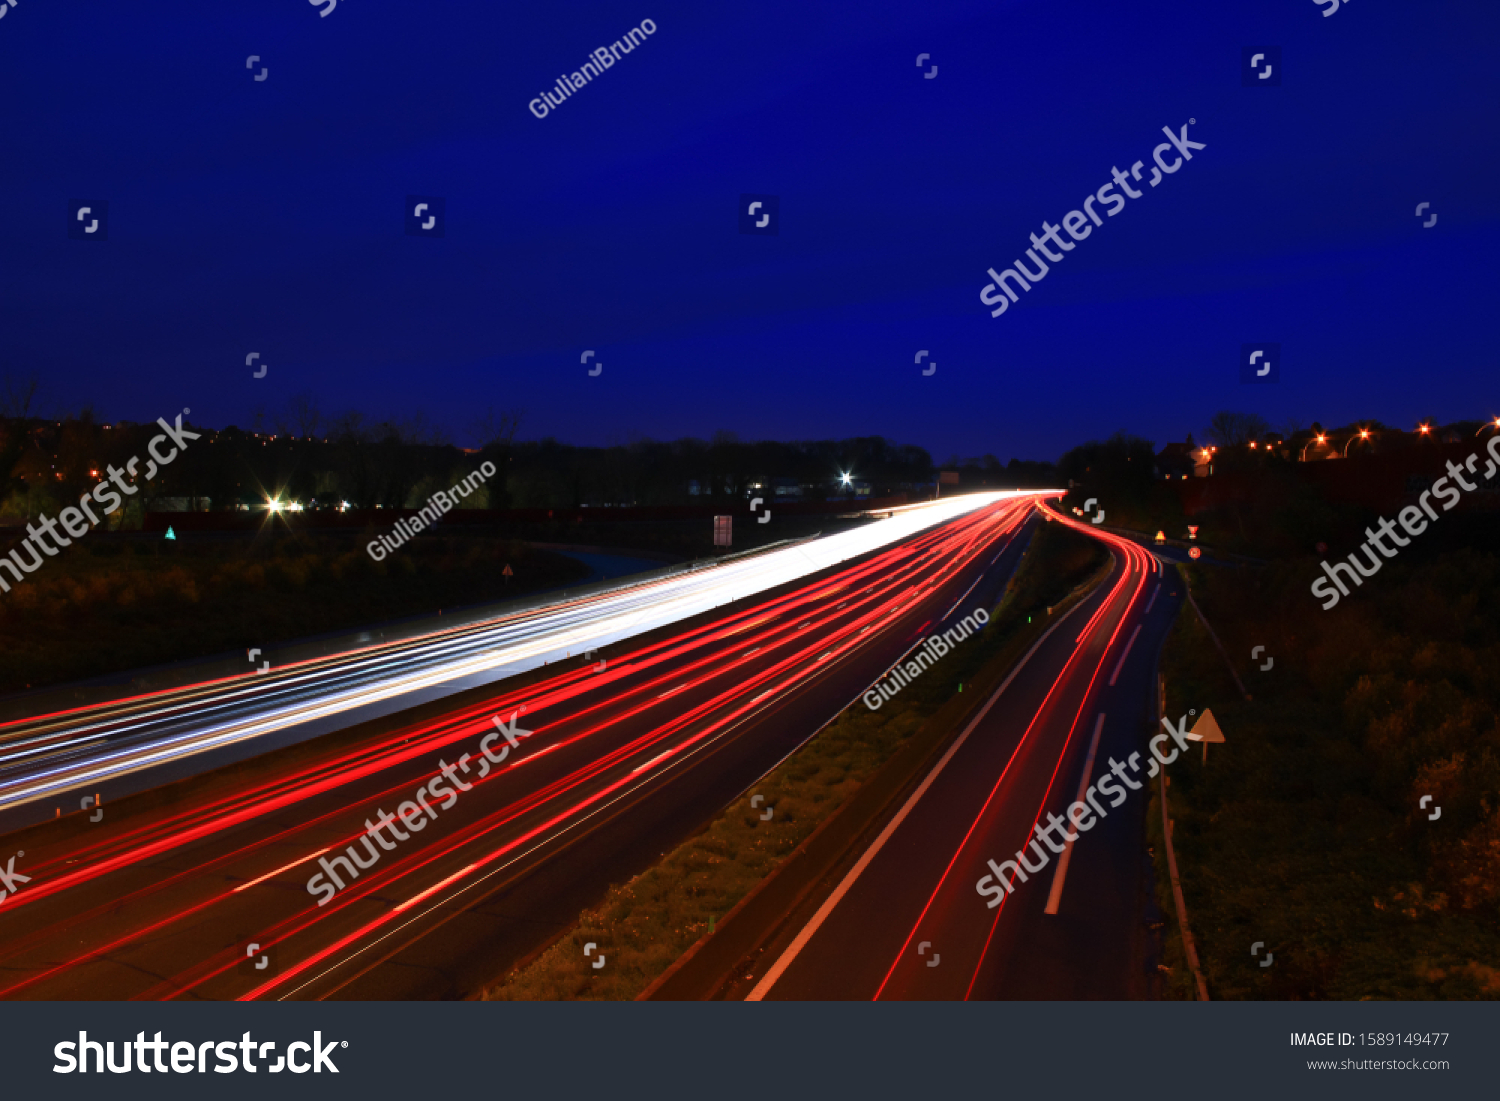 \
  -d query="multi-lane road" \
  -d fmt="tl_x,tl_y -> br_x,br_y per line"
0,493 -> 1045,999
0,492 -> 1030,830
736,506 -> 1184,1000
